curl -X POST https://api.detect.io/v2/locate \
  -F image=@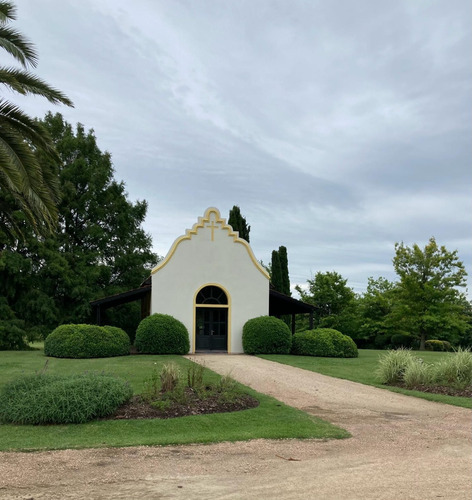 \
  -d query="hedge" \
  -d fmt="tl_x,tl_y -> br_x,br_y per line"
135,314 -> 189,354
292,328 -> 358,358
242,316 -> 292,355
44,324 -> 130,358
